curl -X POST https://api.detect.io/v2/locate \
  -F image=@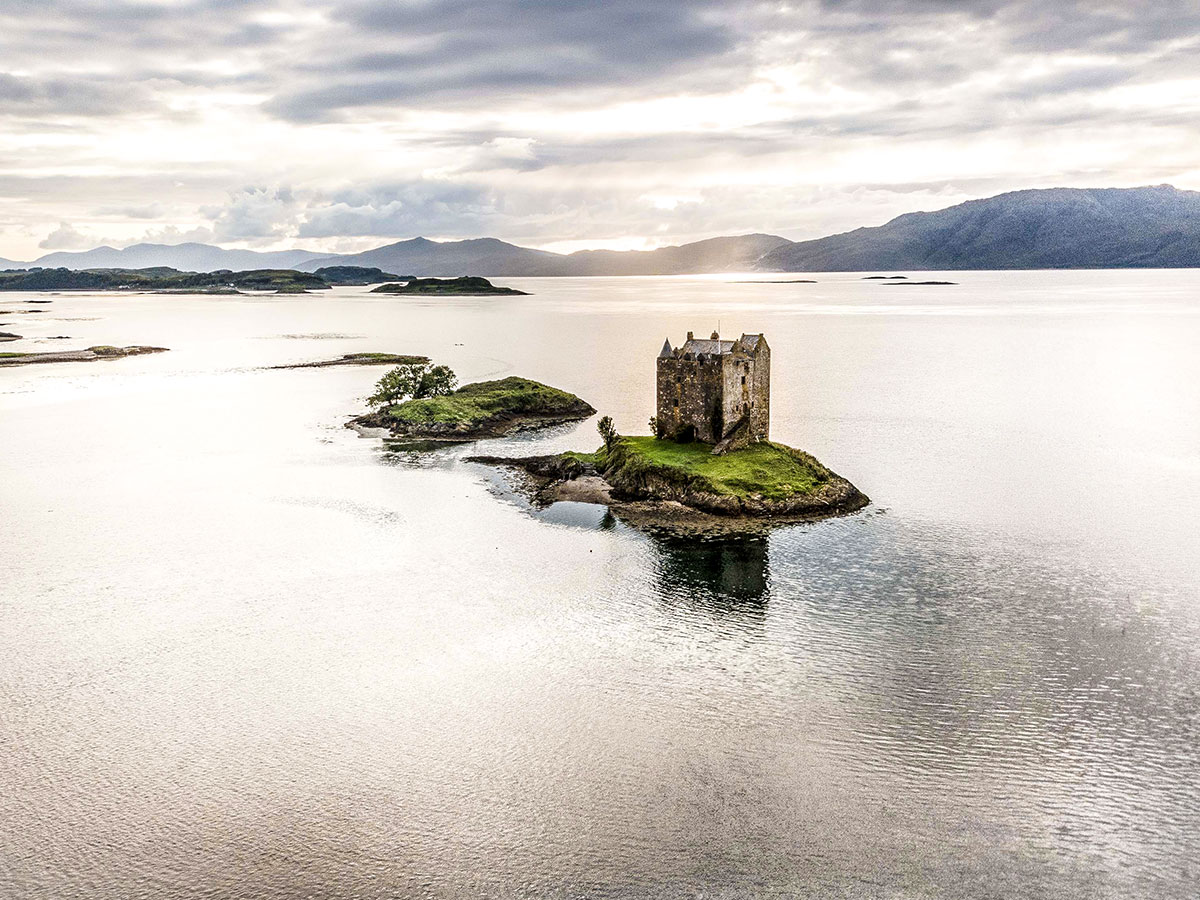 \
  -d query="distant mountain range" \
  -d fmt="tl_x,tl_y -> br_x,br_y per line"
758,185 -> 1200,271
20,243 -> 328,272
4,185 -> 1199,275
290,232 -> 794,276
